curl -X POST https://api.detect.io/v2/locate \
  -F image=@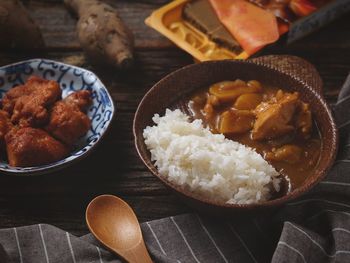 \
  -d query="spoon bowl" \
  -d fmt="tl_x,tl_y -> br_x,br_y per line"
86,195 -> 153,263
